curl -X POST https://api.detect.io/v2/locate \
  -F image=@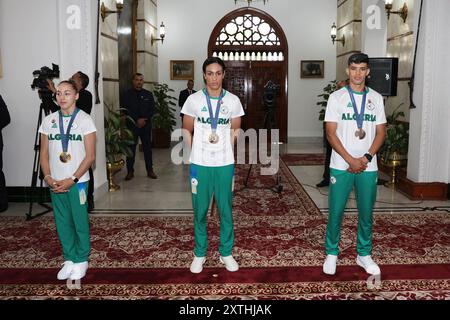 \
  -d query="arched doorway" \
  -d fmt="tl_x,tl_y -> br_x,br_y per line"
208,7 -> 288,142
